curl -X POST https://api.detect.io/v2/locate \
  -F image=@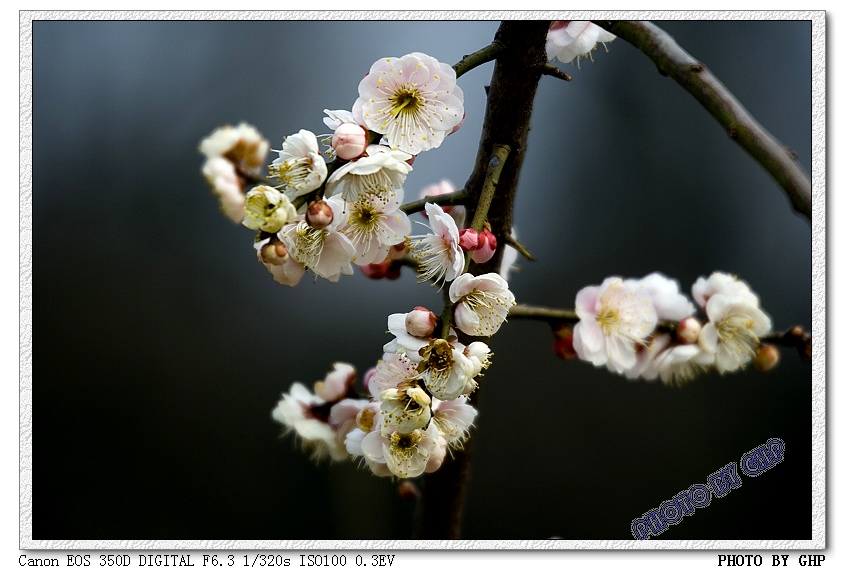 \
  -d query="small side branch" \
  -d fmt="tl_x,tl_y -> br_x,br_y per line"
505,233 -> 535,261
508,304 -> 578,323
541,64 -> 572,82
400,189 -> 470,215
469,144 -> 510,233
595,20 -> 811,222
453,41 -> 506,79
762,326 -> 812,362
